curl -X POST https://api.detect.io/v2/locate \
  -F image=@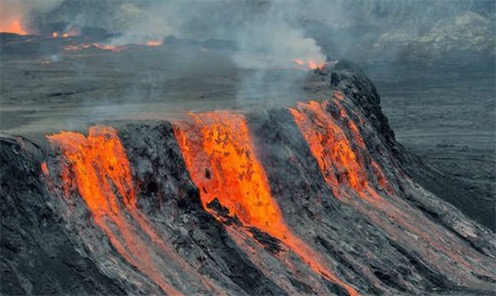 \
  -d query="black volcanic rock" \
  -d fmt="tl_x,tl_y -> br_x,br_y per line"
117,122 -> 286,295
0,136 -> 124,295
